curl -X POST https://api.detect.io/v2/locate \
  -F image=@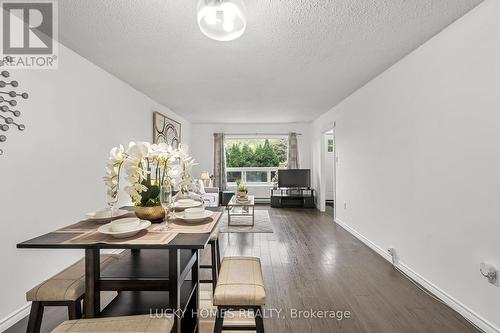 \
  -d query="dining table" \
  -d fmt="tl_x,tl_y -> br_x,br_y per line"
17,206 -> 223,333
